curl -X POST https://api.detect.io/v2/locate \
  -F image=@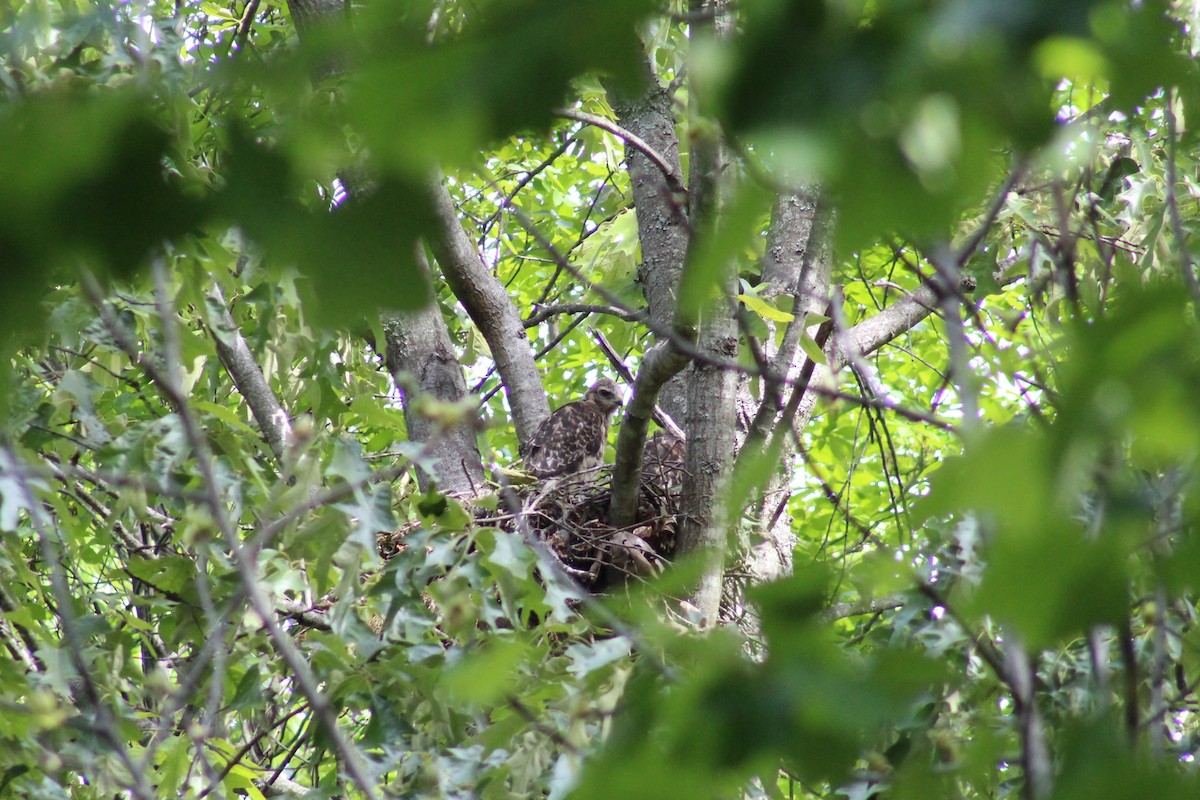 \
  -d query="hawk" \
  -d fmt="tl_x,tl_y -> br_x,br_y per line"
523,378 -> 622,479
641,430 -> 685,494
